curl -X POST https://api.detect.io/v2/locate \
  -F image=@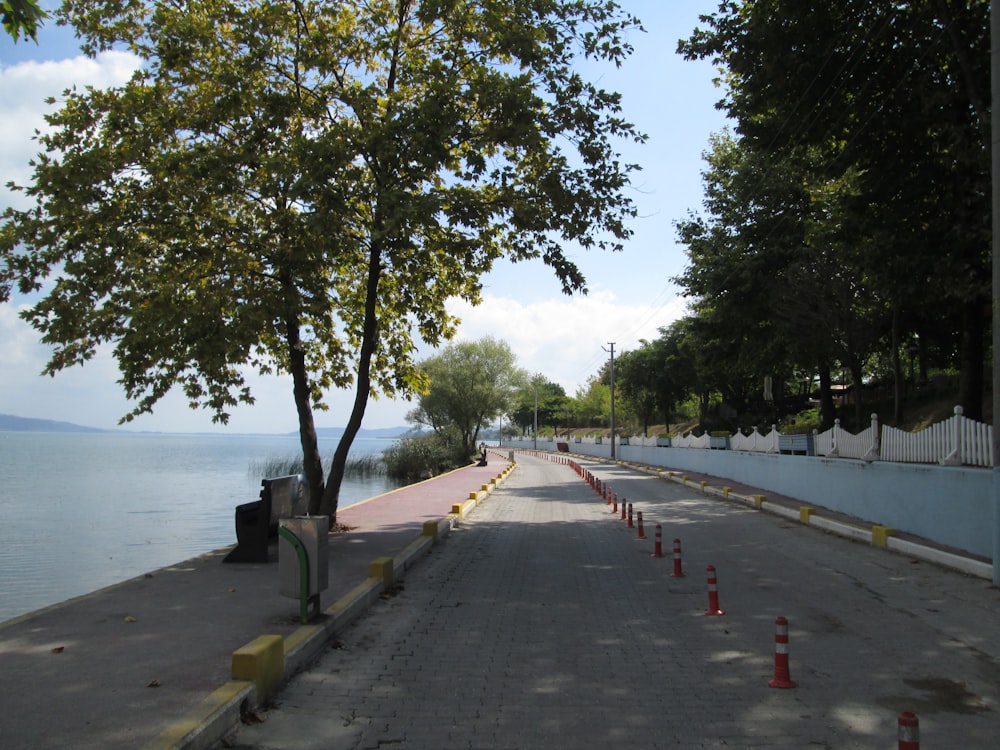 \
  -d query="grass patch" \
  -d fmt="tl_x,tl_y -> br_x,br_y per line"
248,452 -> 389,481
